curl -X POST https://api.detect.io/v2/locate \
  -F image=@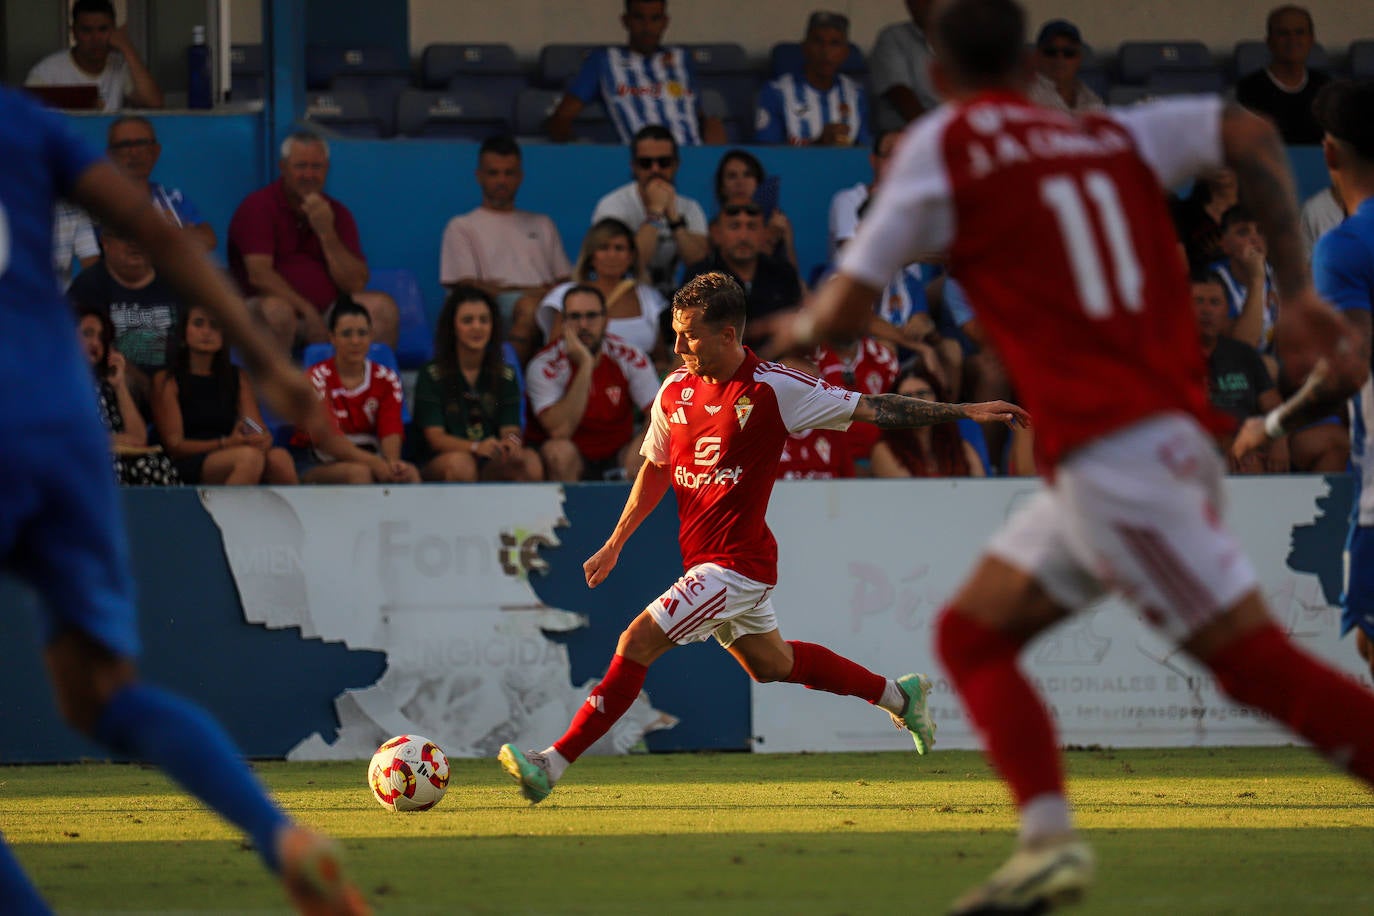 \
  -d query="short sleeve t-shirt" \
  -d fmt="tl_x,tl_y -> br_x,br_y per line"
304,357 -> 406,456
412,360 -> 521,447
228,180 -> 365,311
66,262 -> 181,372
526,334 -> 660,461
